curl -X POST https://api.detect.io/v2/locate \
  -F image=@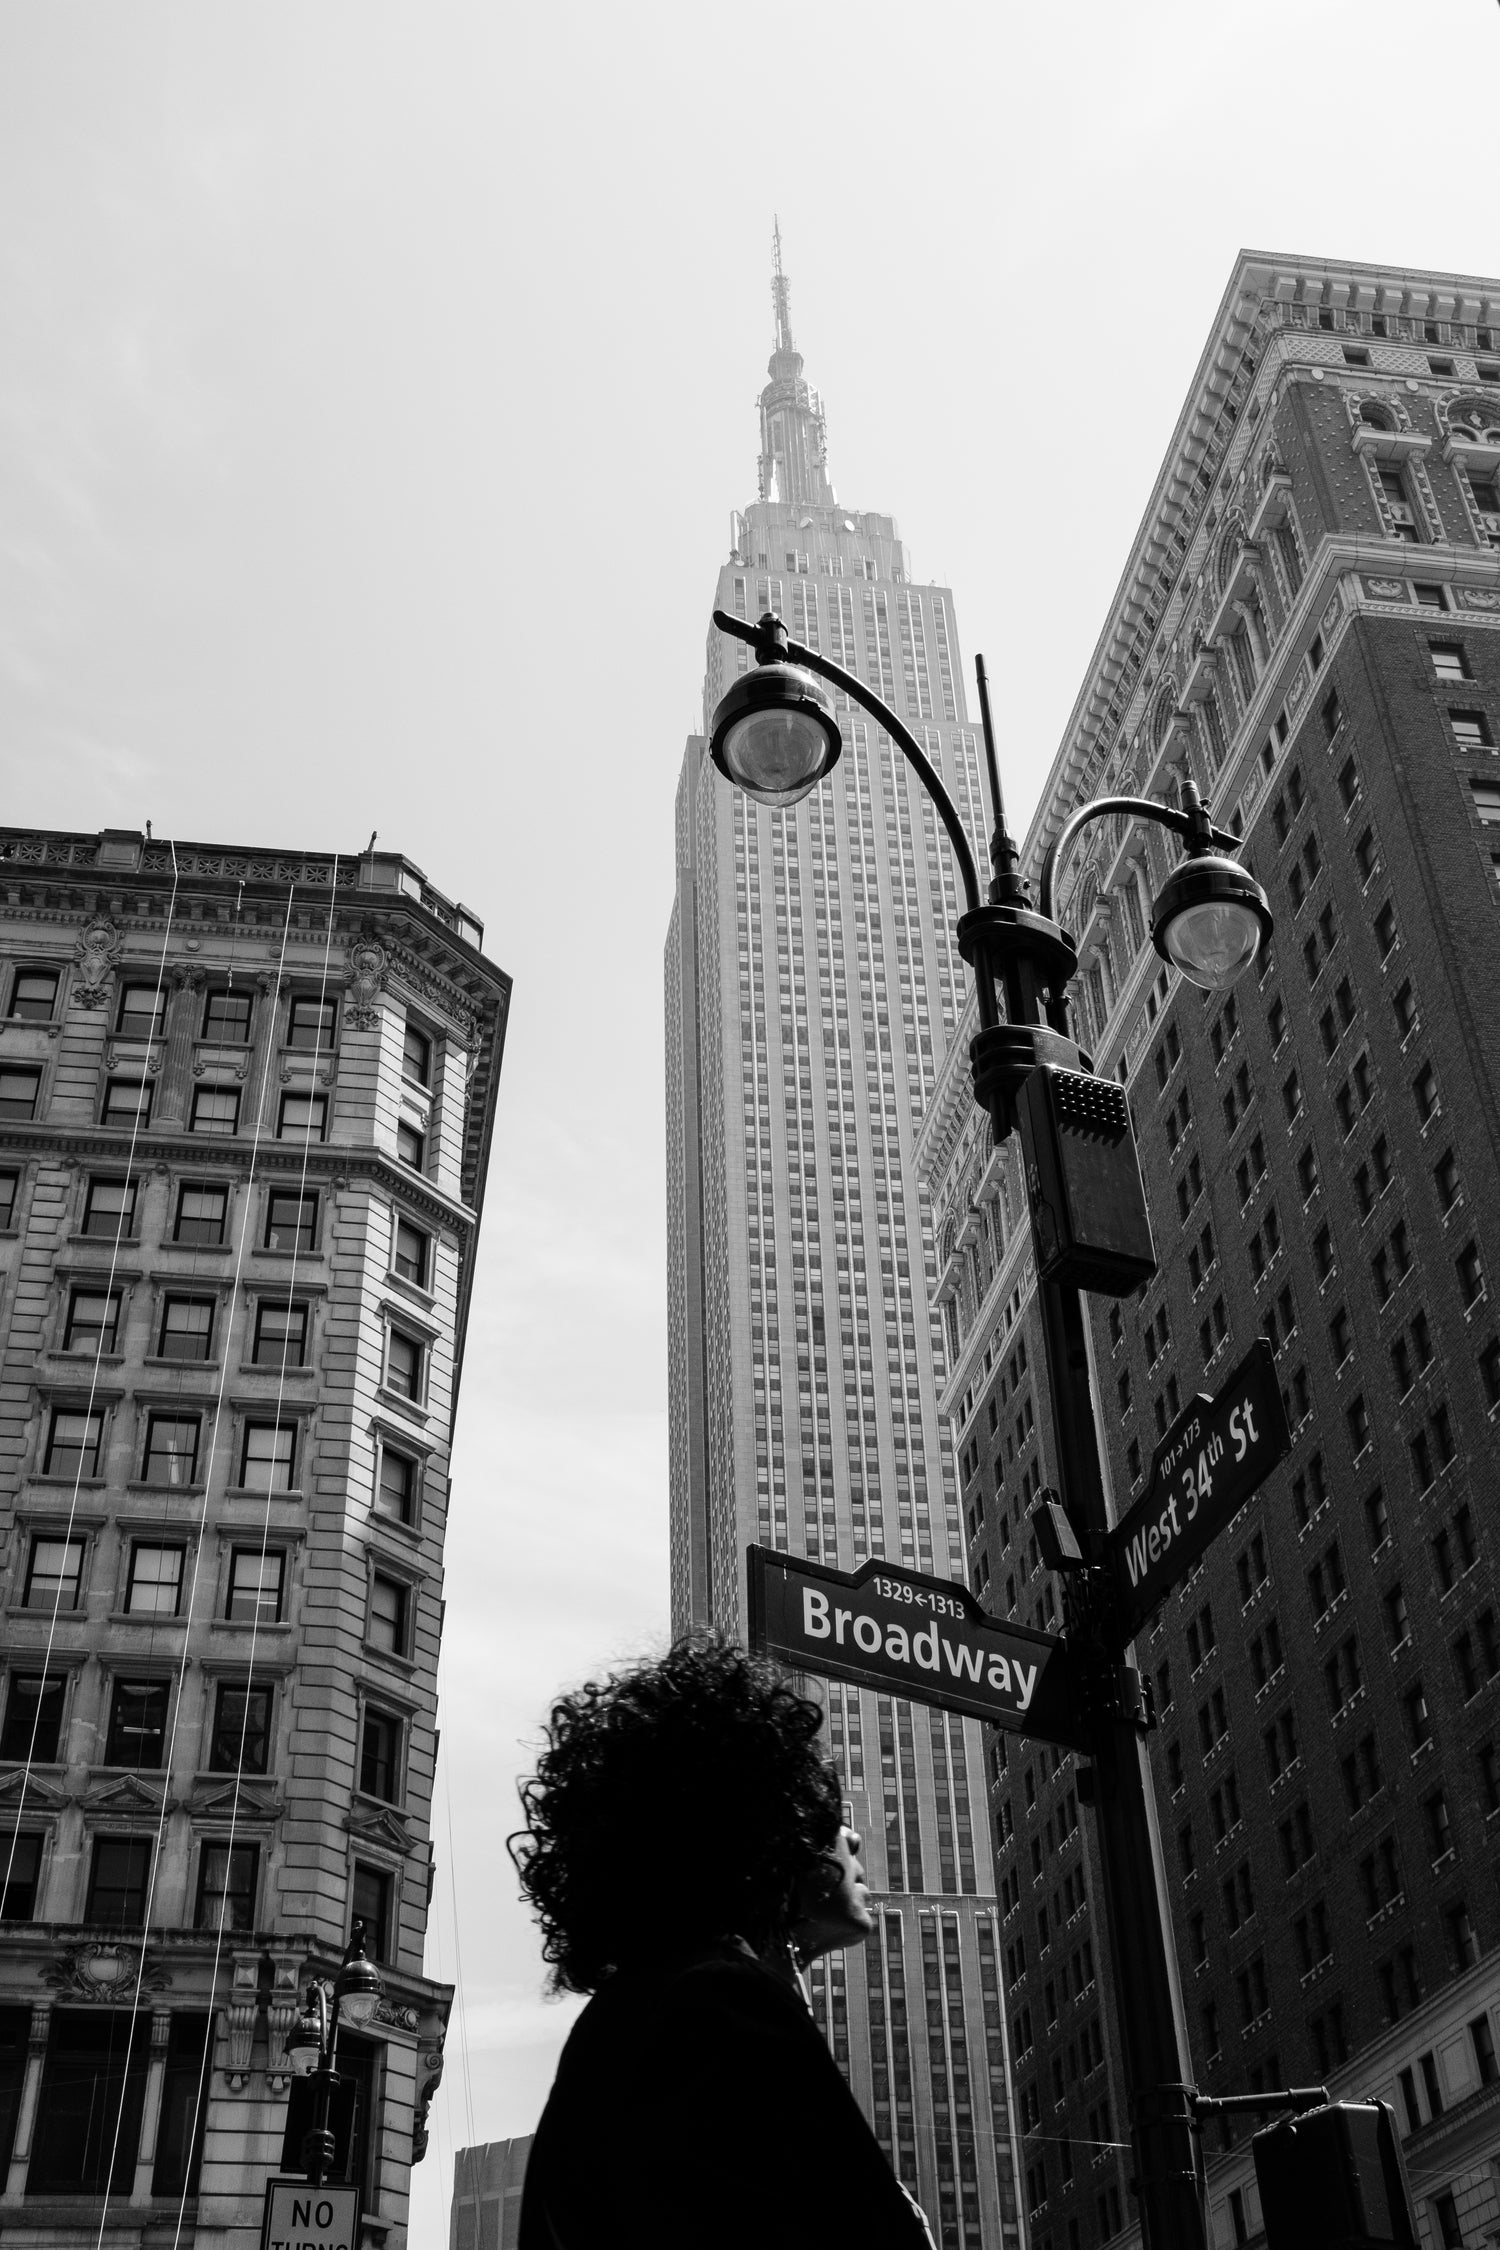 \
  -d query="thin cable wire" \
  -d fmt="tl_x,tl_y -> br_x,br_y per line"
2,853 -> 182,1921
167,865 -> 344,2245
94,871 -> 313,2244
